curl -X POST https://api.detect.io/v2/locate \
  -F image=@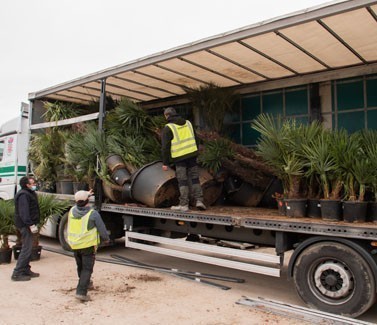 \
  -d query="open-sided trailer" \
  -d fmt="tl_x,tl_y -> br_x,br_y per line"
50,193 -> 377,318
28,0 -> 377,317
